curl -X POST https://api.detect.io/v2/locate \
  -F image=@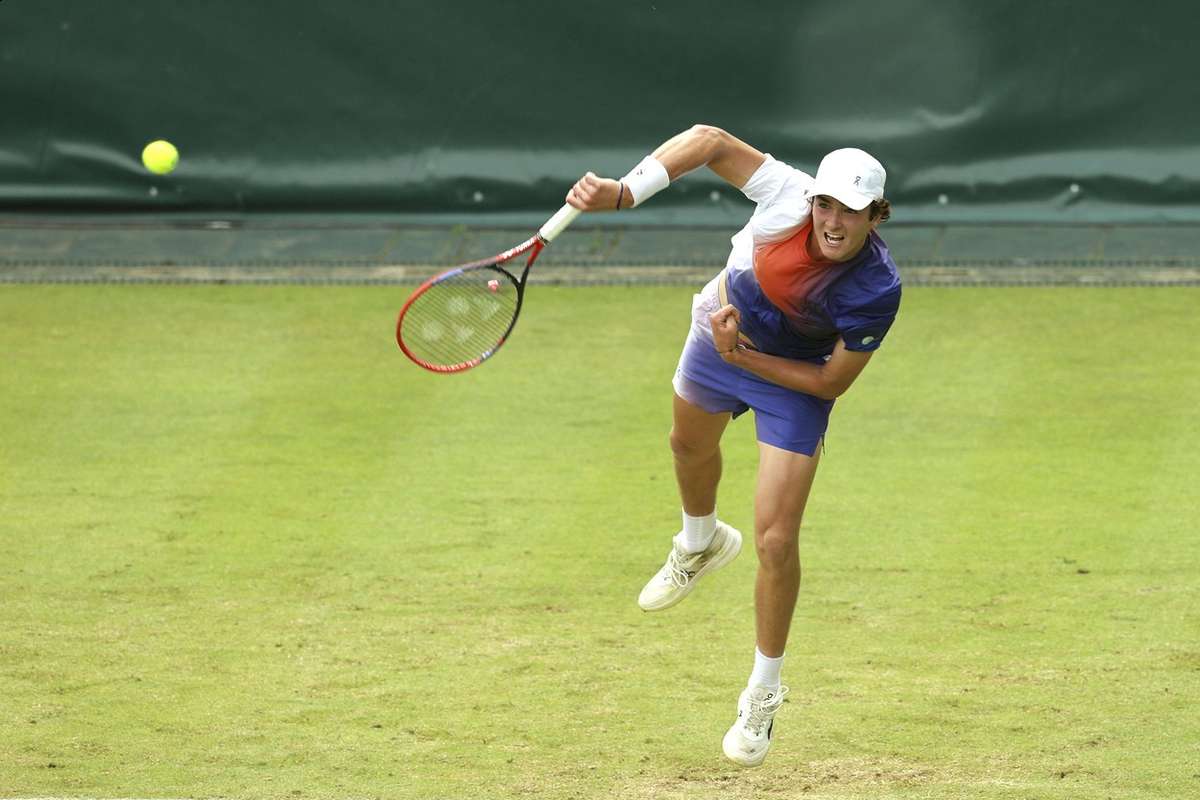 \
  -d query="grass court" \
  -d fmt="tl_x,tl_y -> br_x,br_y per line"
1,283 -> 1197,799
